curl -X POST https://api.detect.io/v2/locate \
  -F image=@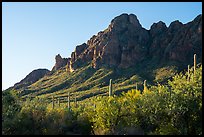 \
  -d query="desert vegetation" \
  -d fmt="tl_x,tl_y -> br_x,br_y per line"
2,63 -> 202,135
